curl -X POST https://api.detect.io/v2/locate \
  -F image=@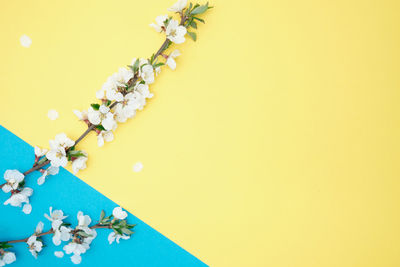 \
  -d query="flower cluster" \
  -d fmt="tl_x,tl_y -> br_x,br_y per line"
26,222 -> 44,258
2,170 -> 33,214
45,133 -> 88,175
0,244 -> 16,266
79,59 -> 156,148
0,207 -> 134,265
2,137 -> 87,214
1,0 -> 211,215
